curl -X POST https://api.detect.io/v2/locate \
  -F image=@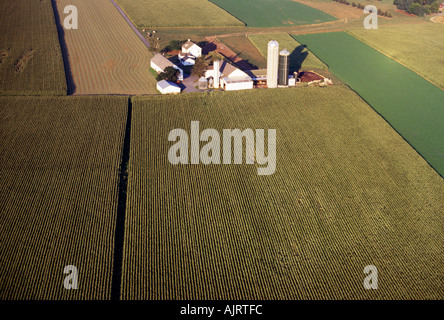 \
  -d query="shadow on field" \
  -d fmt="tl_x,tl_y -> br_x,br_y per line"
290,45 -> 309,73
51,0 -> 76,95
